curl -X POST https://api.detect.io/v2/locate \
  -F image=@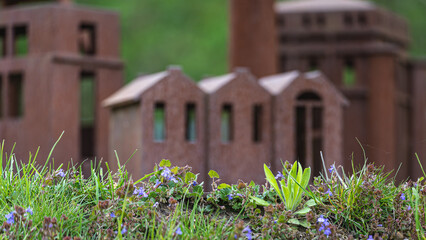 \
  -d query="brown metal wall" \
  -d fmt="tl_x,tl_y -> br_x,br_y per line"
229,0 -> 278,78
204,71 -> 272,184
